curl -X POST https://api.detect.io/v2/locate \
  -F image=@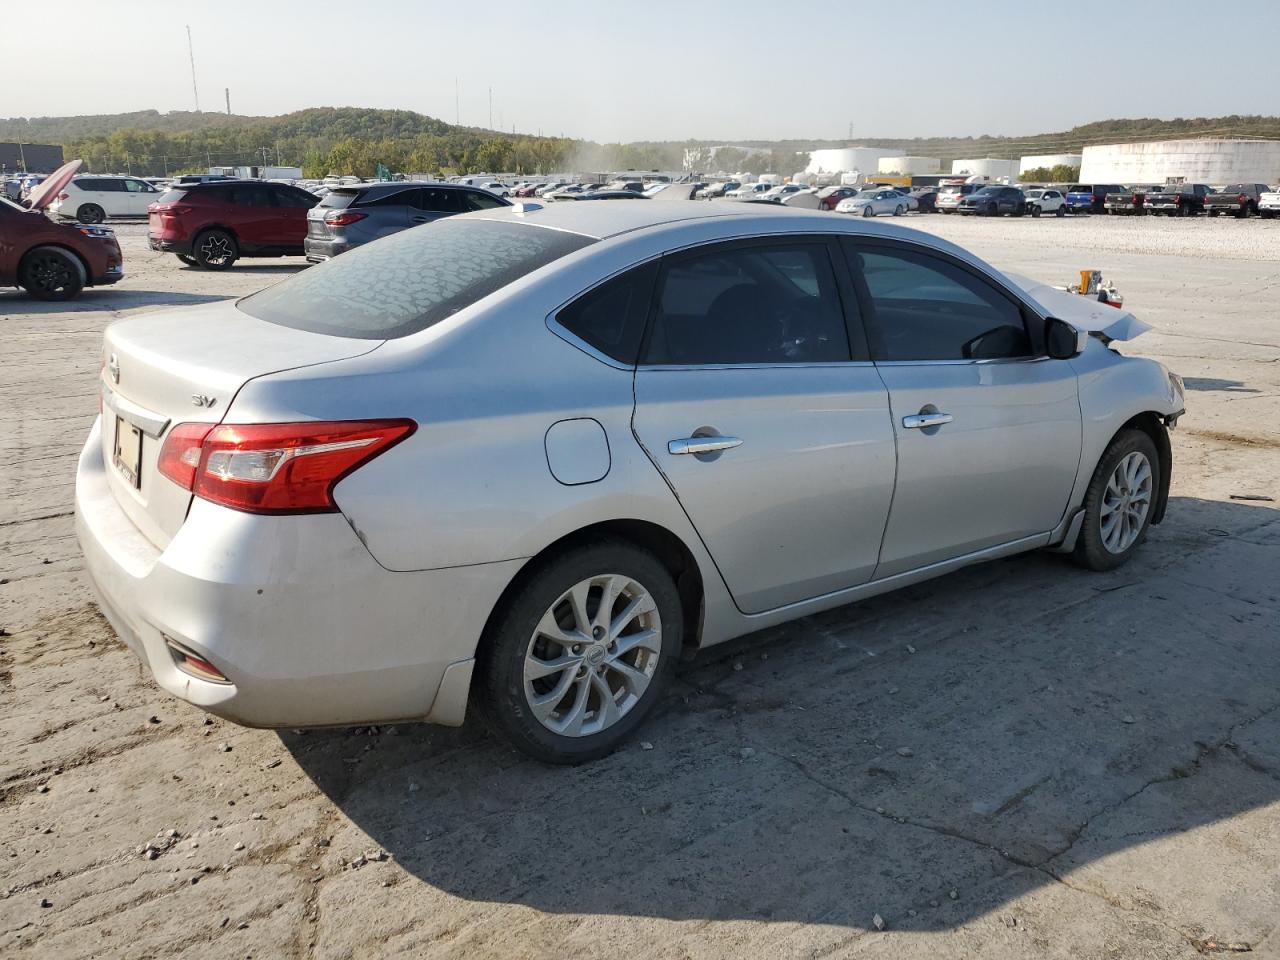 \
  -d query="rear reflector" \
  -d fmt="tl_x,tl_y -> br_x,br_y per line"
158,419 -> 415,514
164,636 -> 230,683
